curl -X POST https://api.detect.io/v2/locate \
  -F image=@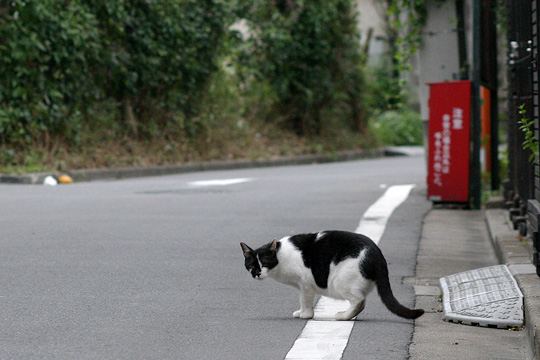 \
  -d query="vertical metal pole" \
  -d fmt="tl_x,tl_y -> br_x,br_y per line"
471,0 -> 482,209
490,0 -> 500,191
456,0 -> 469,80
506,0 -> 516,201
